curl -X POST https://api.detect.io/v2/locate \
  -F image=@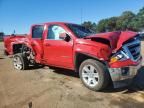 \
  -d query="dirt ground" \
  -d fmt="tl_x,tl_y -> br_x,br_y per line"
0,42 -> 144,108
